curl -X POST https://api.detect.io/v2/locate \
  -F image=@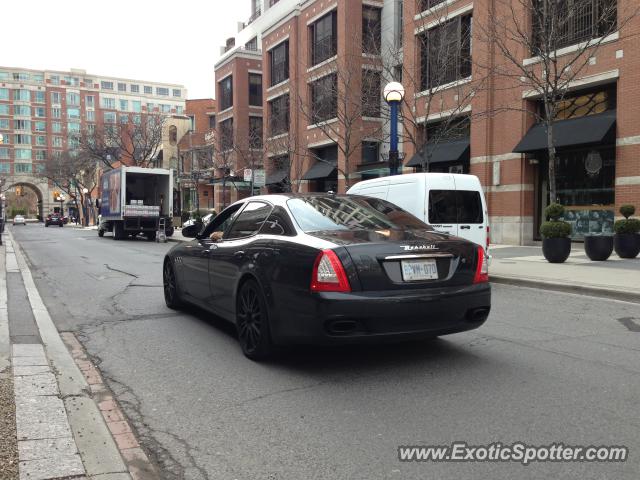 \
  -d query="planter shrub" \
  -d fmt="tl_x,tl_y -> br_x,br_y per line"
540,203 -> 572,263
613,205 -> 640,258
